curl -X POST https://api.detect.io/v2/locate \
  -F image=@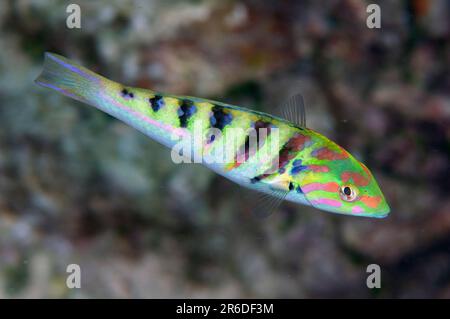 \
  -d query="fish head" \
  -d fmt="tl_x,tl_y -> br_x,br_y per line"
293,136 -> 390,218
